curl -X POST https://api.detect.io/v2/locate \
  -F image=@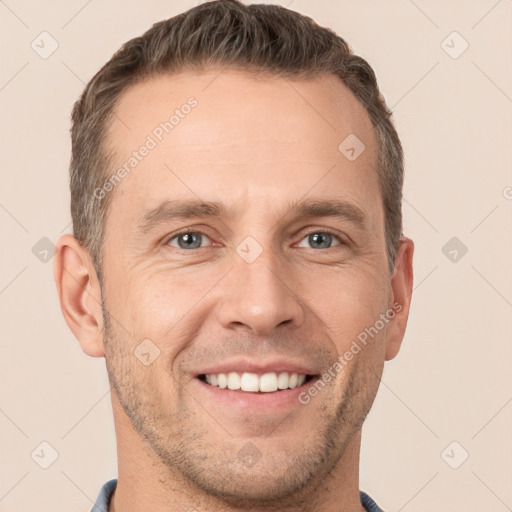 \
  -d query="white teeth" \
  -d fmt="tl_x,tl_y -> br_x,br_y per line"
240,372 -> 259,392
203,371 -> 308,392
218,373 -> 227,389
259,372 -> 278,392
227,371 -> 241,390
277,372 -> 289,389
